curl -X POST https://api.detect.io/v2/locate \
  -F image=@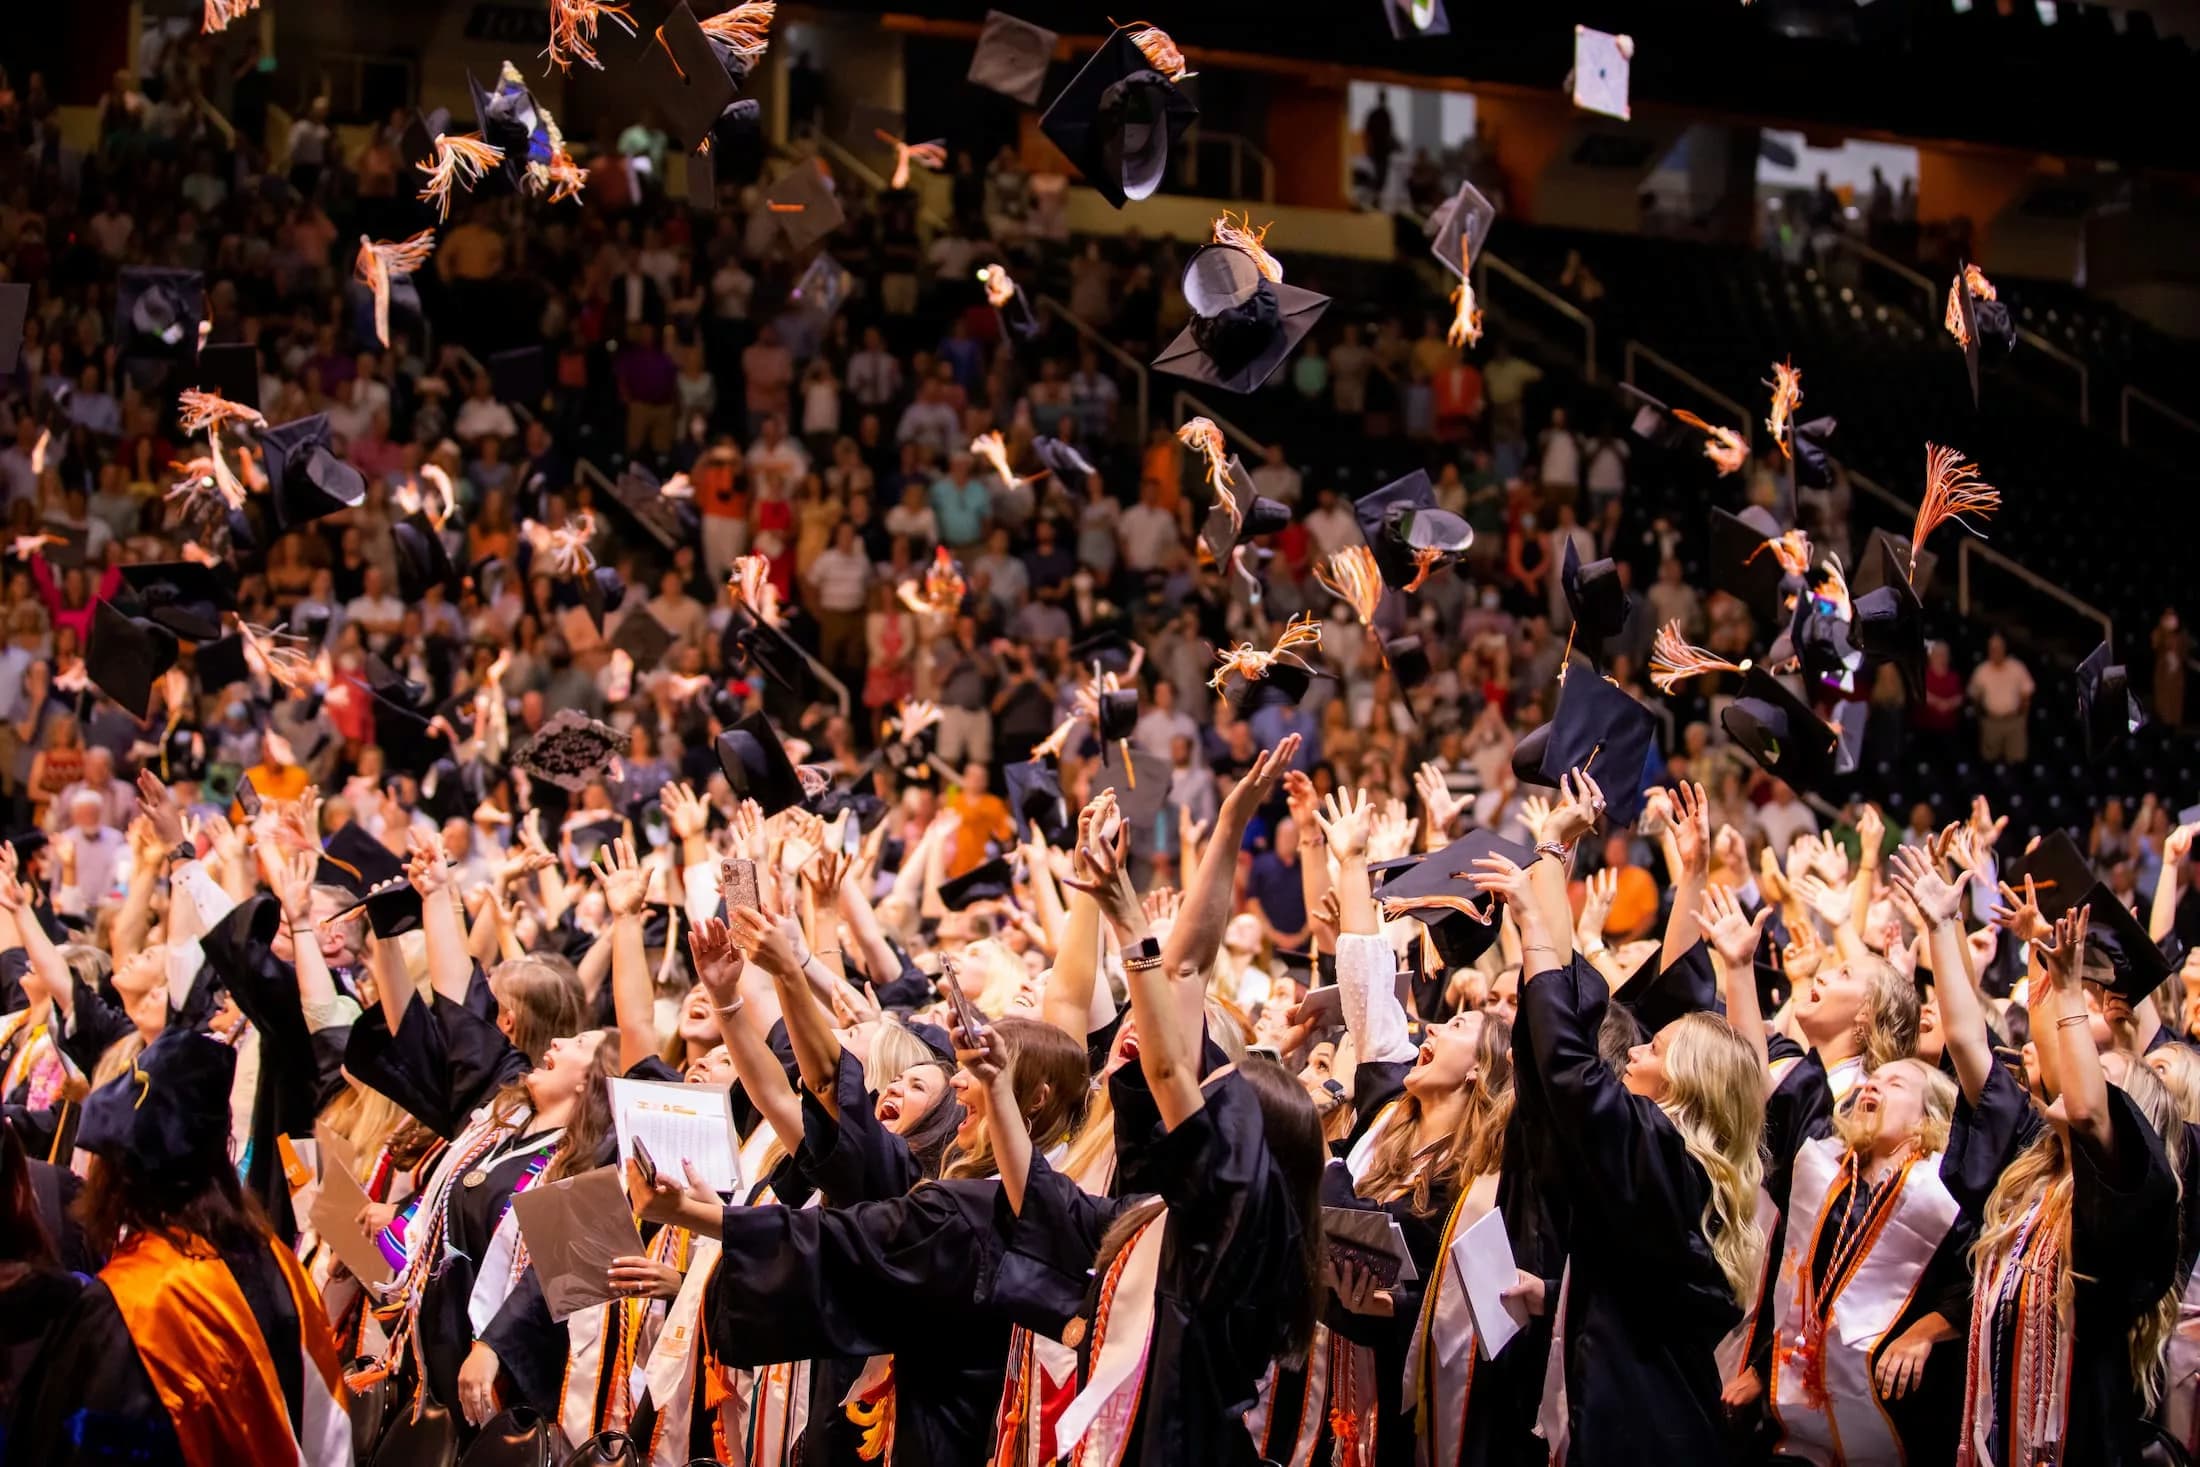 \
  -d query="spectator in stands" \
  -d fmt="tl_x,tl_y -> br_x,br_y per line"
1756,779 -> 1819,858
929,450 -> 989,552
1537,406 -> 1582,508
1913,640 -> 1965,761
1249,441 -> 1302,508
1968,633 -> 2034,763
617,325 -> 679,456
2154,608 -> 2188,729
1482,338 -> 1542,473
